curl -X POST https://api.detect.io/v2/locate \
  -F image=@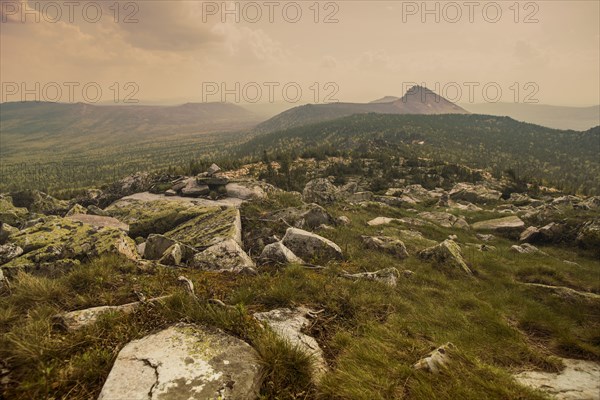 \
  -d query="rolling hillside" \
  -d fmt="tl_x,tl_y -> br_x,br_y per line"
254,86 -> 469,133
0,101 -> 260,162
